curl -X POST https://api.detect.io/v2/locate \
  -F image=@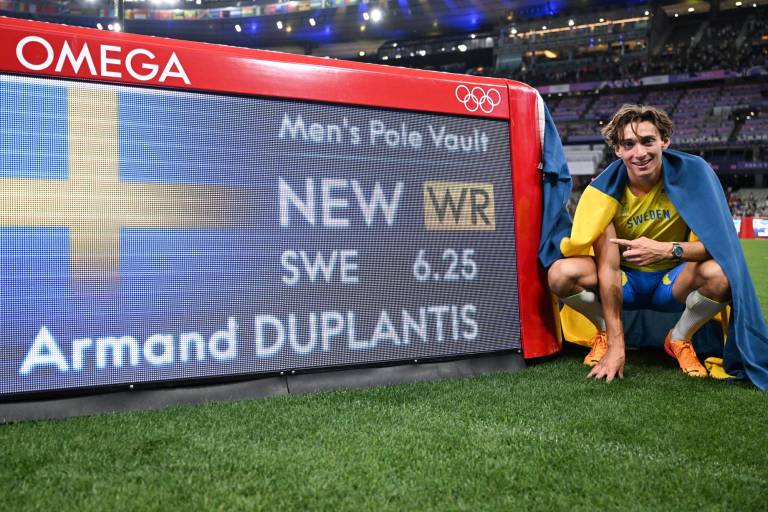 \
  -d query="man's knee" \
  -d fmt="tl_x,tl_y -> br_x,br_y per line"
548,258 -> 588,297
548,259 -> 570,296
697,259 -> 730,300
